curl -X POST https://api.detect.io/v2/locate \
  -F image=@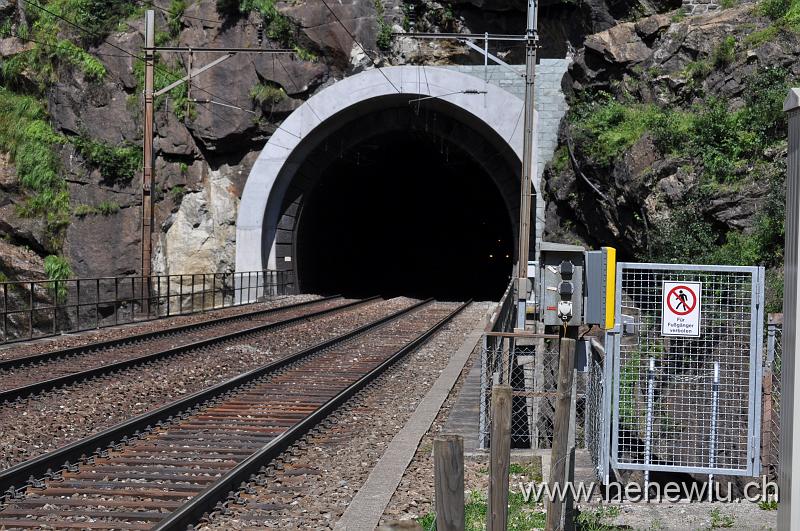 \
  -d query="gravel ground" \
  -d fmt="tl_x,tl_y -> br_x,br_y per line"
196,302 -> 493,530
0,297 -> 351,391
0,297 -> 415,470
380,324 -> 493,524
0,295 -> 322,361
576,500 -> 777,530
